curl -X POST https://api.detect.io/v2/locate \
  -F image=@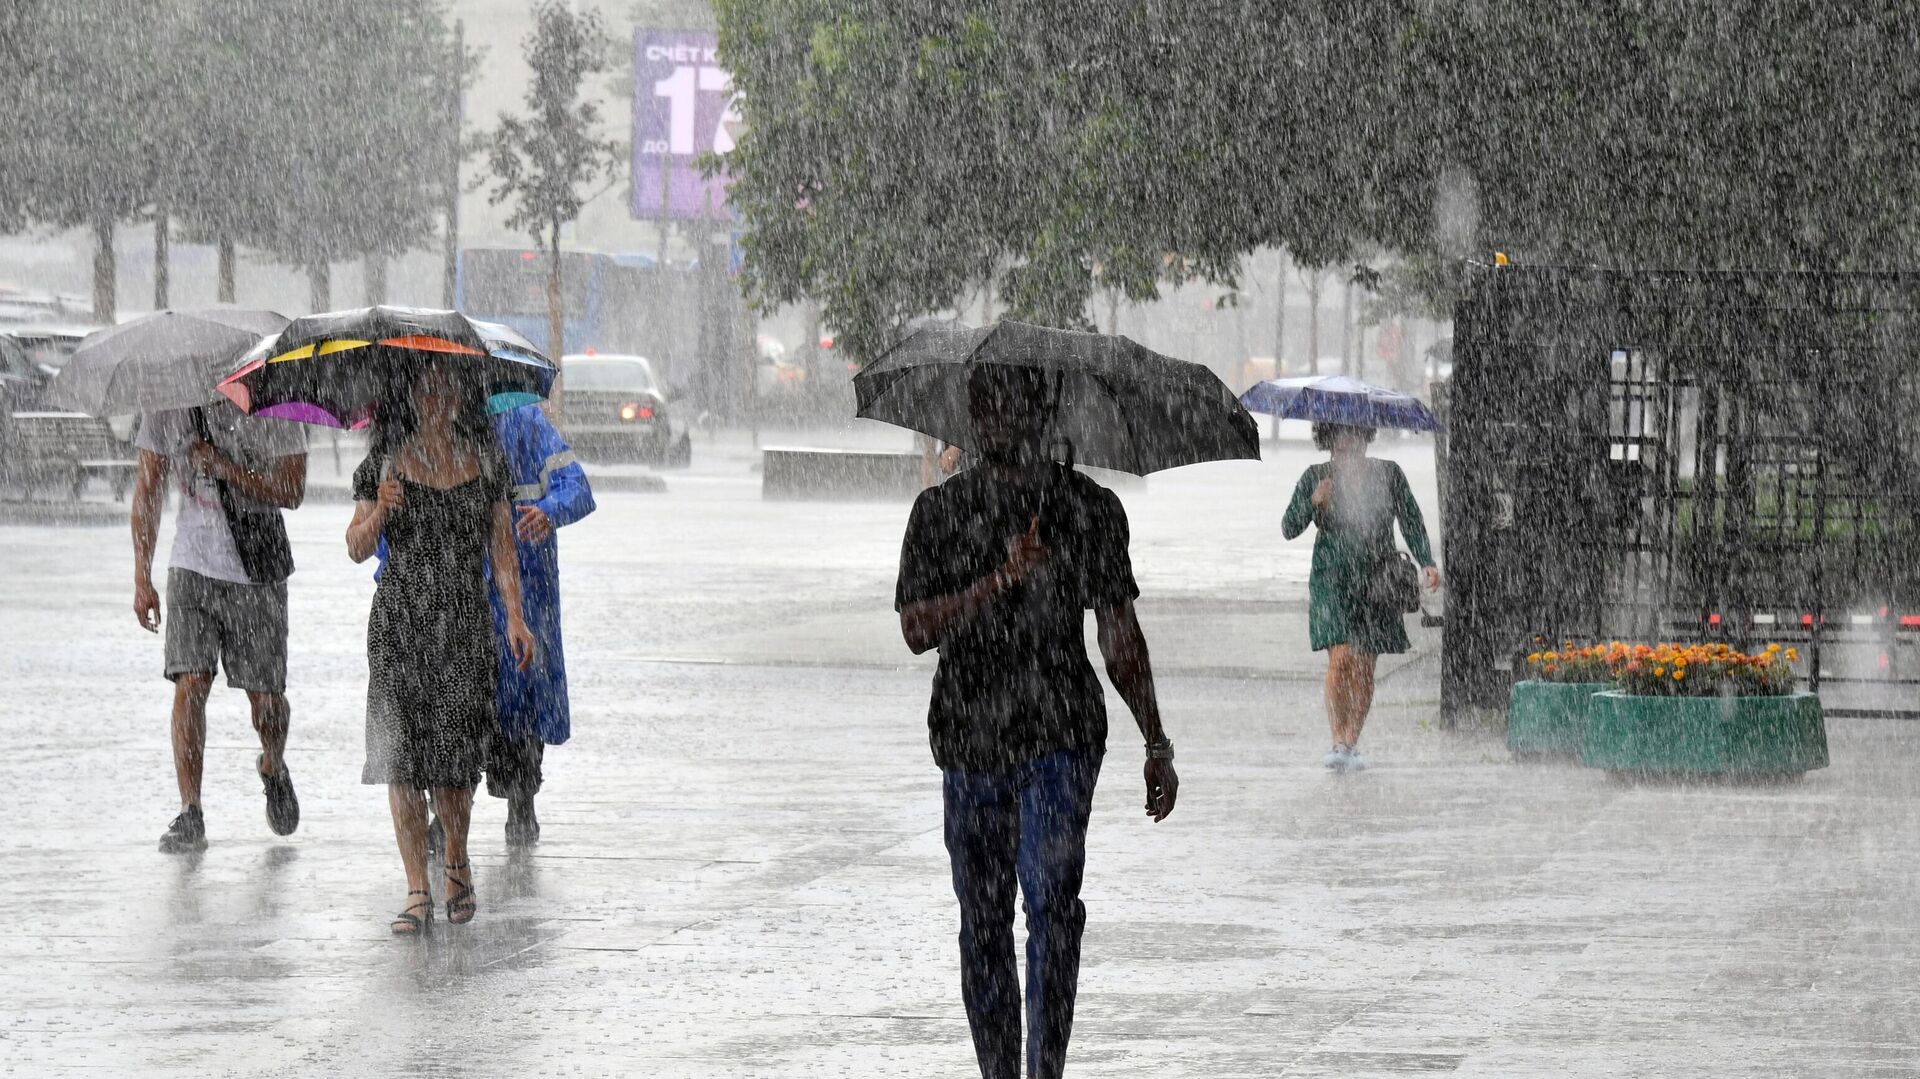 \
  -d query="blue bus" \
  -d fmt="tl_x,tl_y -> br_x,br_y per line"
456,247 -> 660,357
